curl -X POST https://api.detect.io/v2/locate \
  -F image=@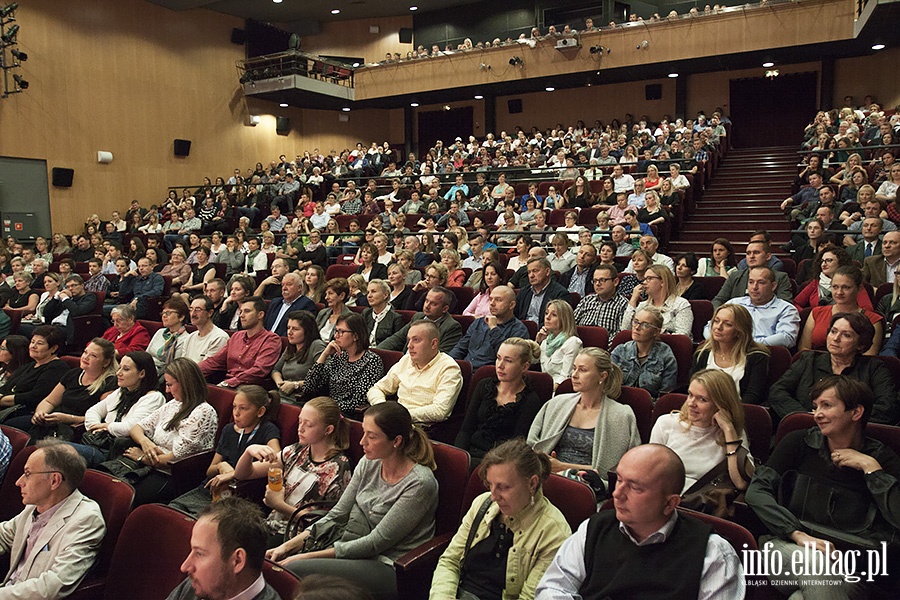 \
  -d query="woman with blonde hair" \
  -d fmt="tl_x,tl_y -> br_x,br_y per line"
650,368 -> 753,496
430,439 -> 571,600
386,263 -> 411,310
456,338 -> 544,460
439,249 -> 466,287
692,303 -> 771,404
536,299 -> 583,389
407,262 -> 448,311
621,263 -> 693,339
269,402 -> 437,599
394,249 -> 422,285
528,348 -> 640,490
302,265 -> 327,304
